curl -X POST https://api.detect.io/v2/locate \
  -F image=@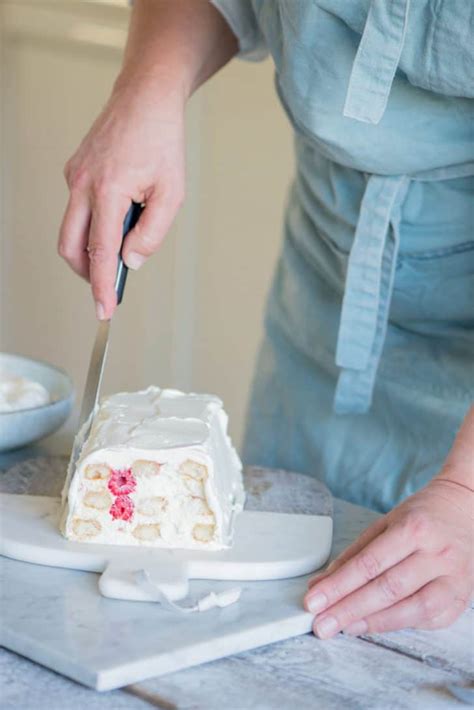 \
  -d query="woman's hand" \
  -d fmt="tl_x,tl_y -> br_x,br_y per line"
58,79 -> 186,320
304,476 -> 473,638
